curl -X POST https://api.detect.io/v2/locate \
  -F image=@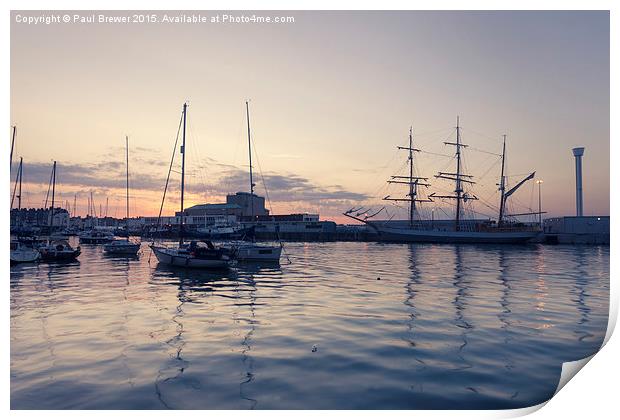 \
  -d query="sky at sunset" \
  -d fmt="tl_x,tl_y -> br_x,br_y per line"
10,10 -> 609,223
